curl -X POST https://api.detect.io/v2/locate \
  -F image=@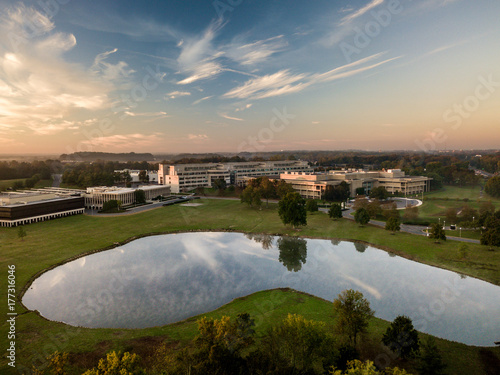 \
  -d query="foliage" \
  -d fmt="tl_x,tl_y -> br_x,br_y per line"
262,314 -> 336,374
82,351 -> 144,375
101,200 -> 122,212
458,243 -> 469,259
212,178 -> 227,191
333,289 -> 374,346
355,187 -> 365,196
367,199 -> 382,218
138,170 -> 149,183
485,176 -> 500,198
324,181 -> 351,202
329,203 -> 343,220
275,179 -> 295,198
382,316 -> 420,360
370,186 -> 389,200
17,226 -> 27,241
240,185 -> 262,208
445,207 -> 457,224
278,192 -> 307,228
416,337 -> 447,375
277,236 -> 308,272
458,204 -> 477,223
403,206 -> 419,221
134,189 -> 146,204
354,208 -> 370,226
330,359 -> 412,374
306,199 -> 319,212
480,212 -> 500,247
385,217 -> 401,234
429,223 -> 446,242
